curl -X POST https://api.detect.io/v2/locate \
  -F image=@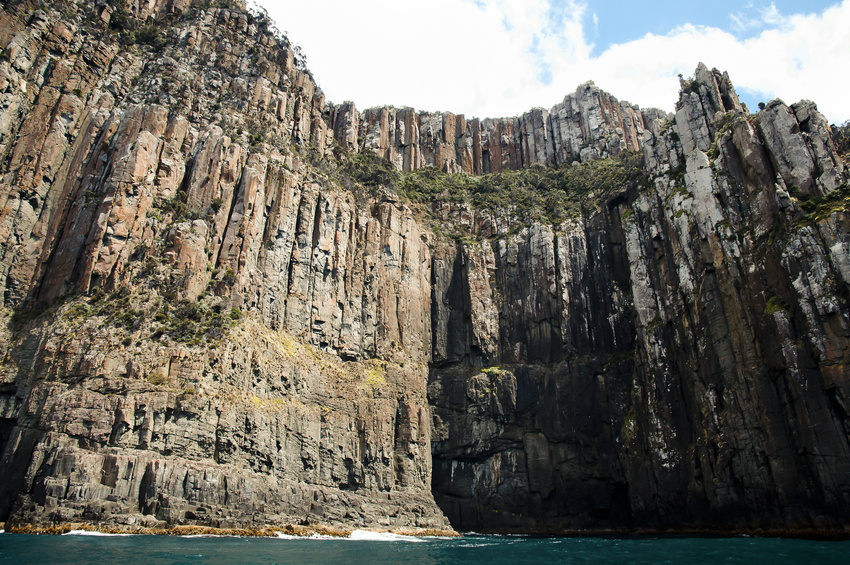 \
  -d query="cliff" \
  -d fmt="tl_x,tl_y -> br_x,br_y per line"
0,0 -> 445,532
0,0 -> 848,537
328,80 -> 666,174
428,70 -> 850,534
